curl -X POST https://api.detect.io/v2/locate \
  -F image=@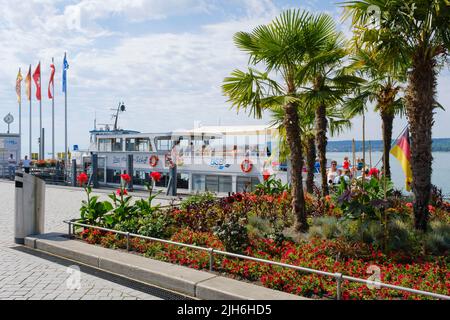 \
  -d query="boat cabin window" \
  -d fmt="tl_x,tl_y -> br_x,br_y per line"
126,138 -> 151,152
98,138 -> 122,152
112,138 -> 123,152
98,139 -> 112,152
156,137 -> 173,151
